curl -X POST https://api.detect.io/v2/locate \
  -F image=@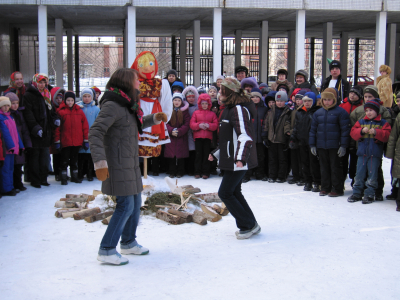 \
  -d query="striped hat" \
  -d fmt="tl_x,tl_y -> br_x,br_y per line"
364,99 -> 381,115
